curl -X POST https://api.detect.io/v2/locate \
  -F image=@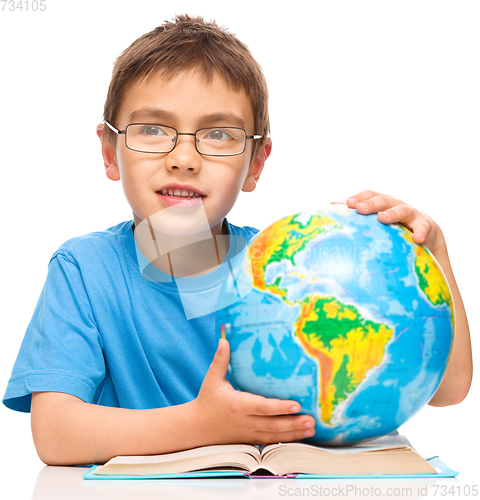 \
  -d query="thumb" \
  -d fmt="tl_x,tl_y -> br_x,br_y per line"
205,338 -> 231,383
